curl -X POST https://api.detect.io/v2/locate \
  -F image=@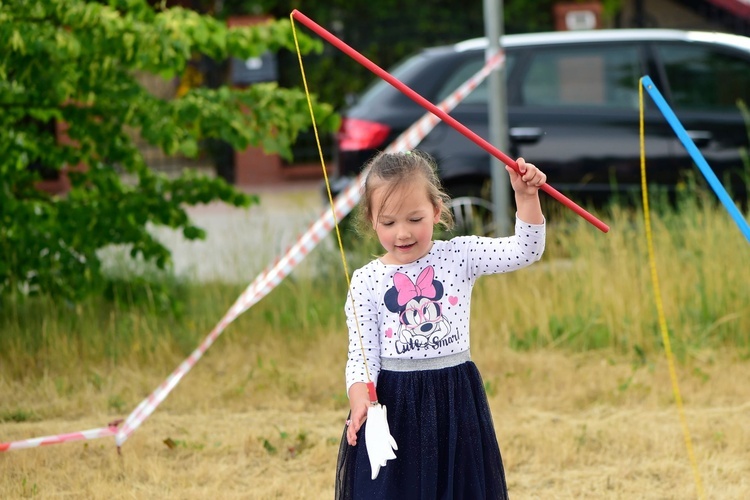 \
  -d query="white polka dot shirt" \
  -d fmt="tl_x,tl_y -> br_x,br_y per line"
345,216 -> 545,393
